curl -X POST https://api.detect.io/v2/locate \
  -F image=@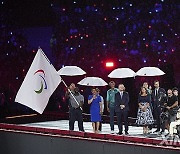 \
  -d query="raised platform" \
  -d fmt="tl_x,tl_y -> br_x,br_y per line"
0,119 -> 180,154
